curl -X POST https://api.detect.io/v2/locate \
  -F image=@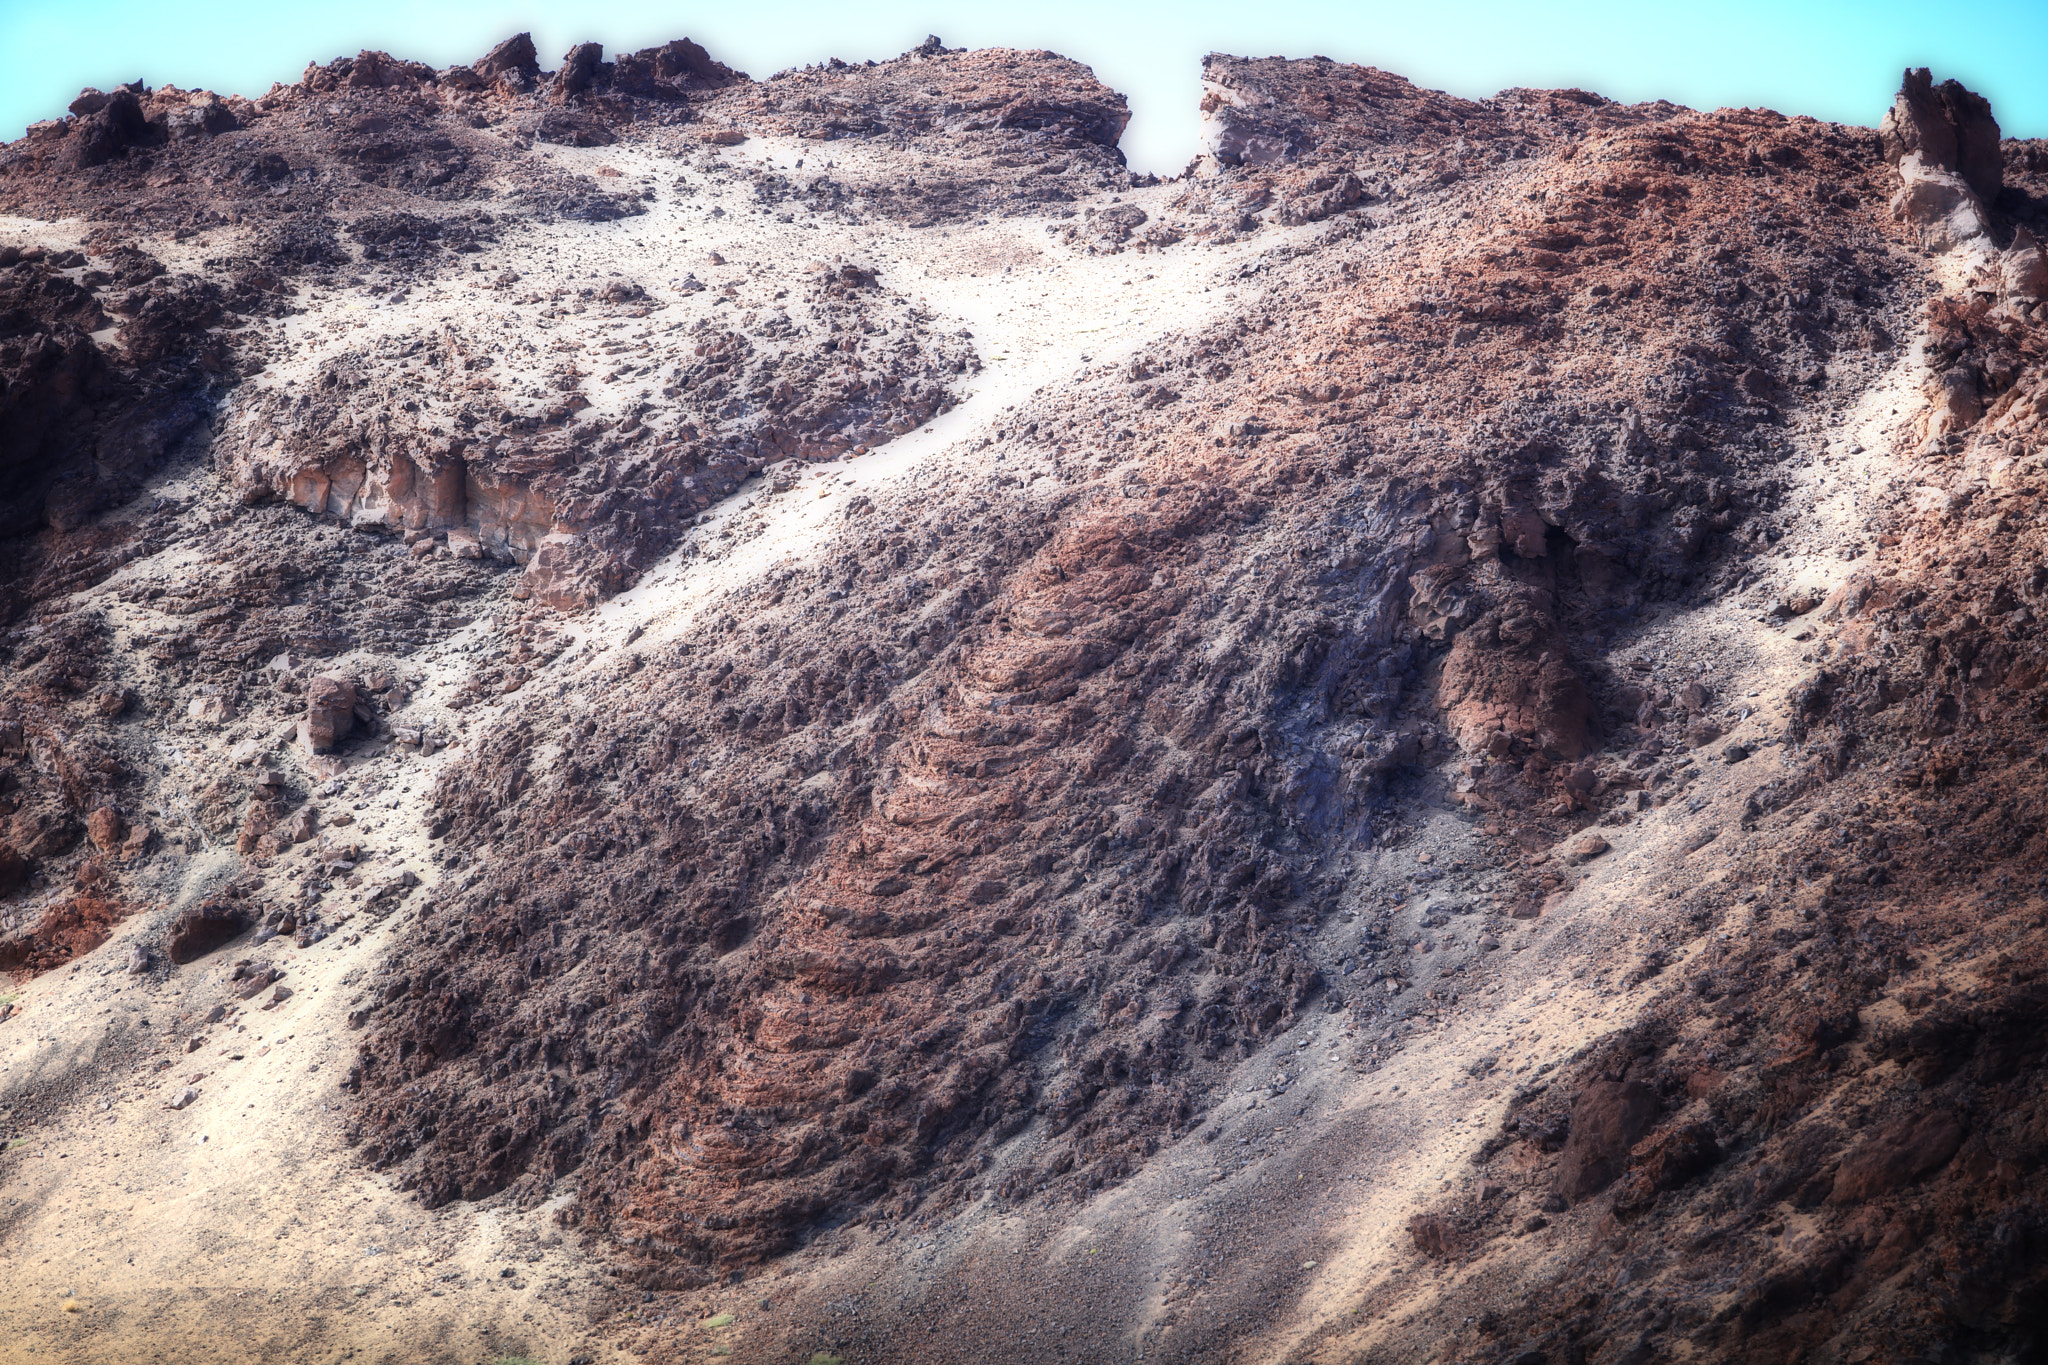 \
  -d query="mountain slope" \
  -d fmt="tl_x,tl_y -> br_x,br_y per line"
0,35 -> 2045,1365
